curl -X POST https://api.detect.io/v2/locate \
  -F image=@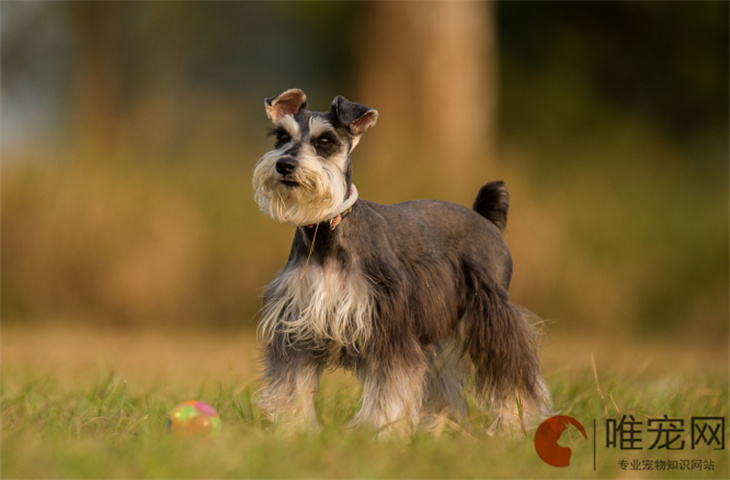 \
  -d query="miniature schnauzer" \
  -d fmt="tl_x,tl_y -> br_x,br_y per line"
252,88 -> 552,437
